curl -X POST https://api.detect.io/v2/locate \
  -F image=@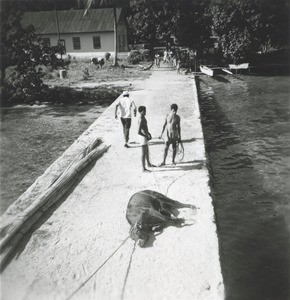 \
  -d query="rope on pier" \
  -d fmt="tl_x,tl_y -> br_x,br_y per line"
65,236 -> 131,300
